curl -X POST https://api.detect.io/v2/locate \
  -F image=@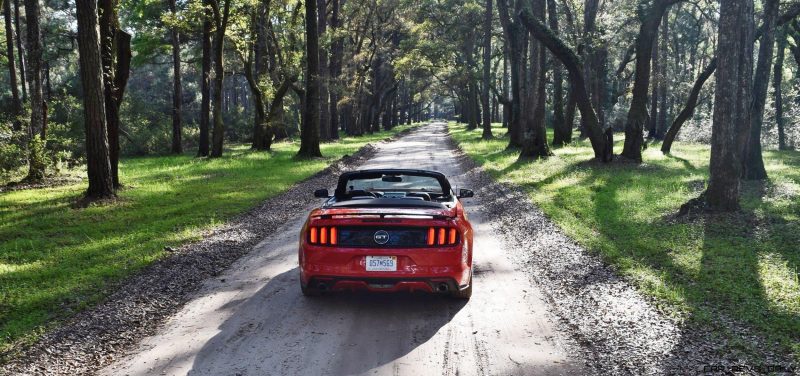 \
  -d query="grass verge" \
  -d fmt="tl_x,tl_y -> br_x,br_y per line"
450,122 -> 800,358
0,124 -> 418,351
